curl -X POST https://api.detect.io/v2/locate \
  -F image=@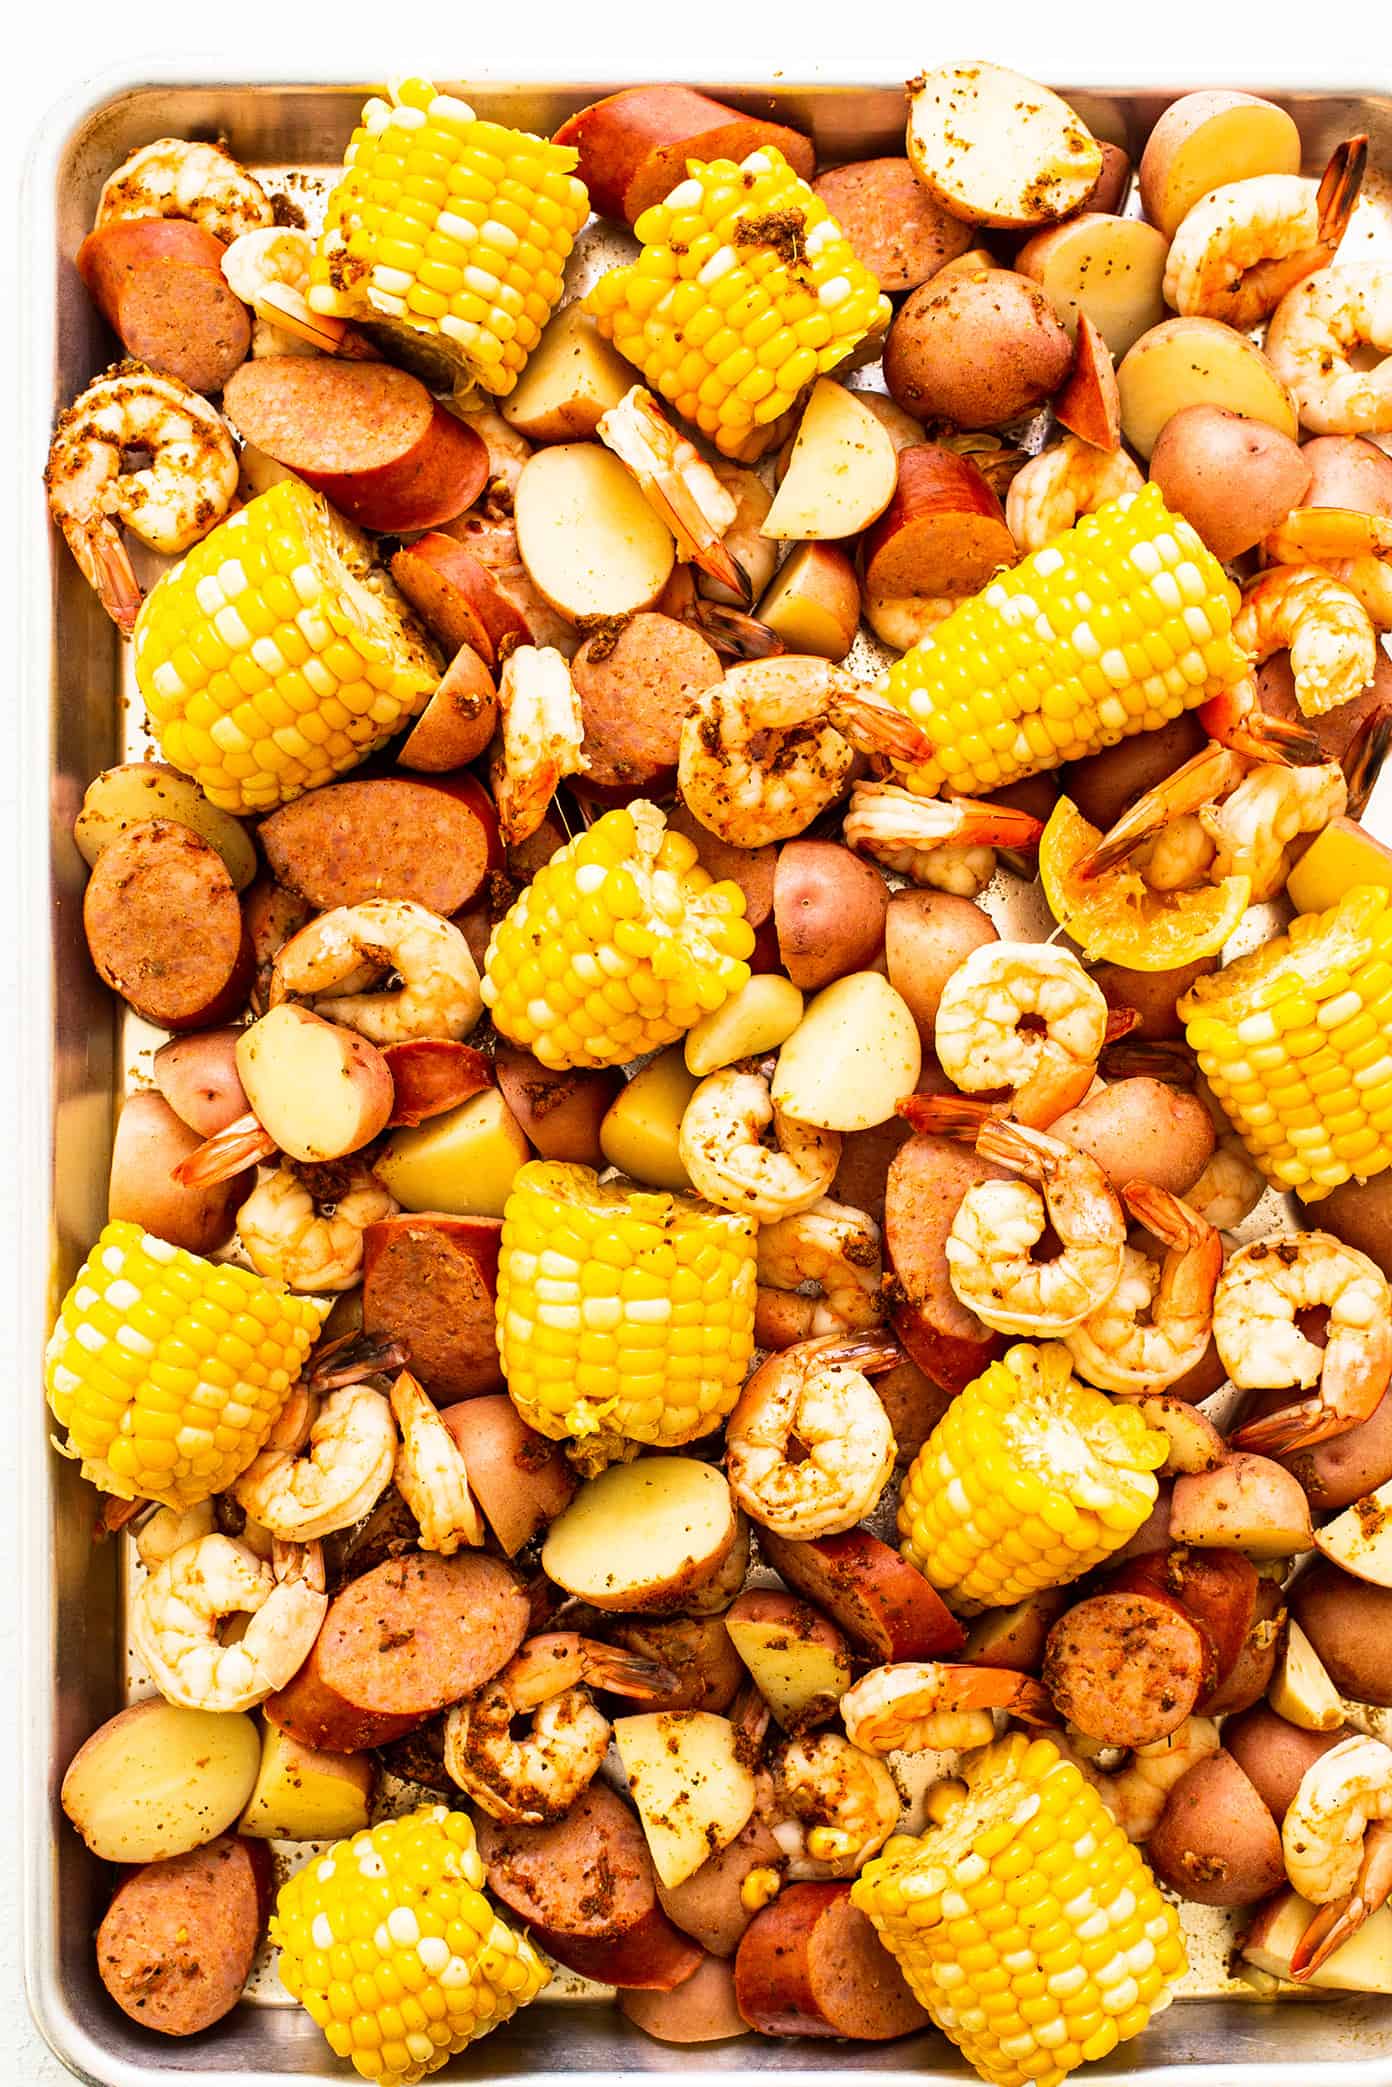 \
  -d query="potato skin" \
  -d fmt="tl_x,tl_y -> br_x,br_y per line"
1048,1078 -> 1214,1196
1223,1705 -> 1347,1824
1148,405 -> 1310,561
1280,1384 -> 1392,1513
1064,712 -> 1207,831
884,270 -> 1072,429
1092,953 -> 1217,1040
774,842 -> 888,991
884,890 -> 998,1045
1290,1560 -> 1392,1707
1146,1750 -> 1284,1908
